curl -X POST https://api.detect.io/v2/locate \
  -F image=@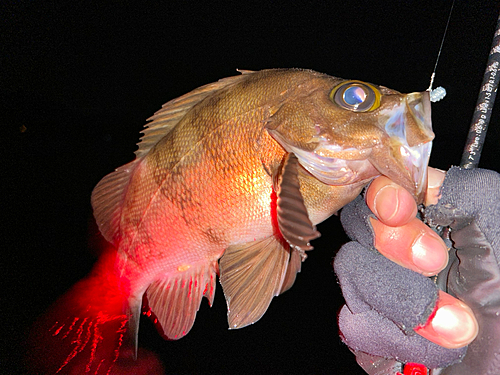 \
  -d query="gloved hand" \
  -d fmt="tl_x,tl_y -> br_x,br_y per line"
423,167 -> 500,374
335,167 -> 500,374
